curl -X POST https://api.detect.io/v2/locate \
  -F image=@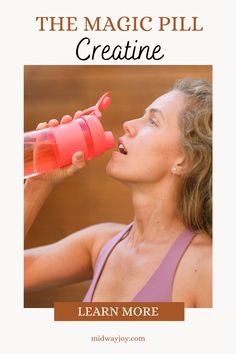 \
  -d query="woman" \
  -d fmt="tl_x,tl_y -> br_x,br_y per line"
24,78 -> 212,307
